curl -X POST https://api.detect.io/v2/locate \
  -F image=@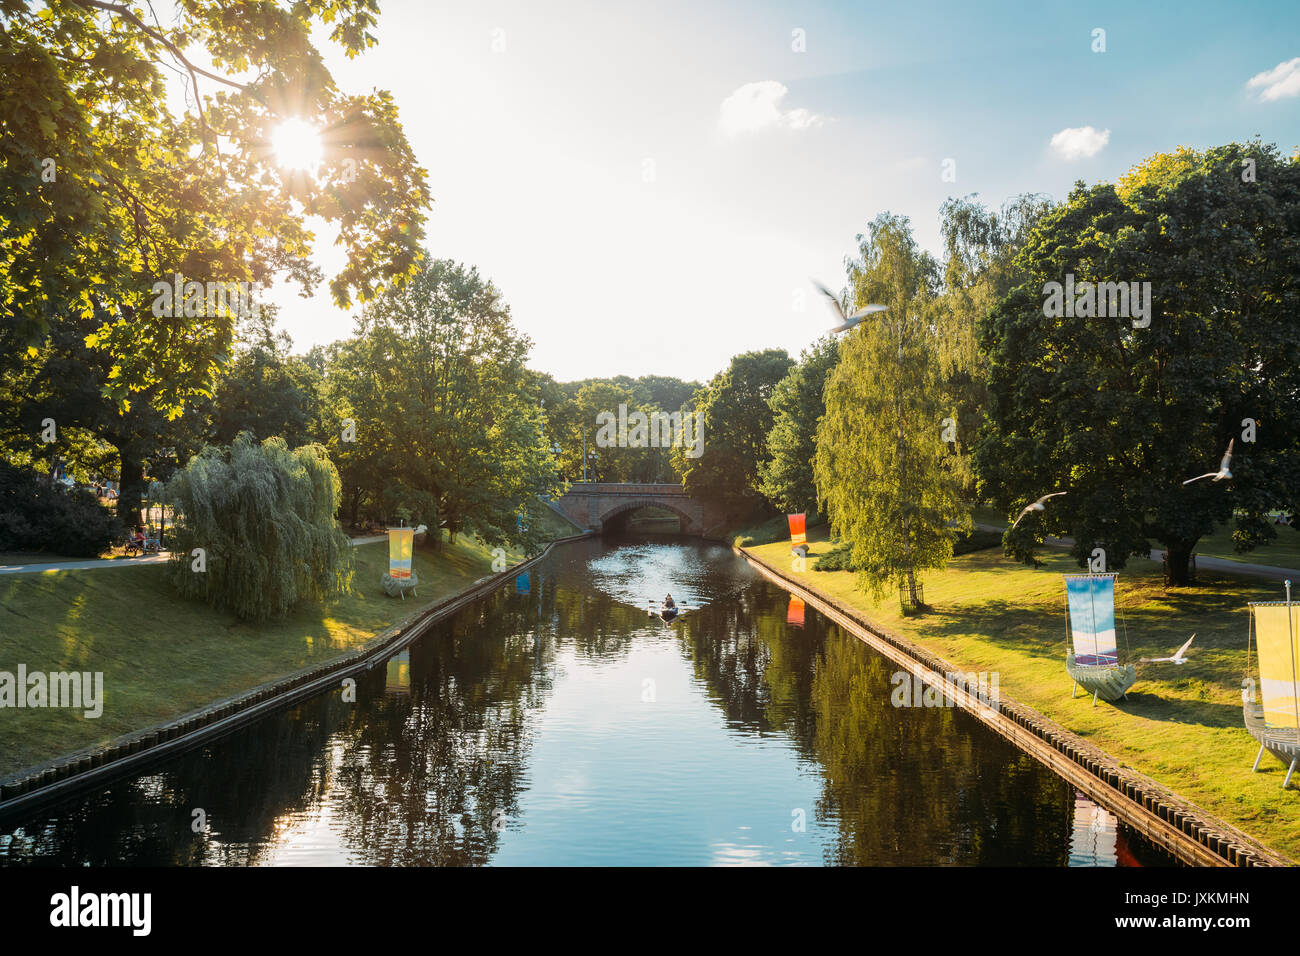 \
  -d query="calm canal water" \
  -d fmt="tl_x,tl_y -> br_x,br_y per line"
0,537 -> 1173,866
